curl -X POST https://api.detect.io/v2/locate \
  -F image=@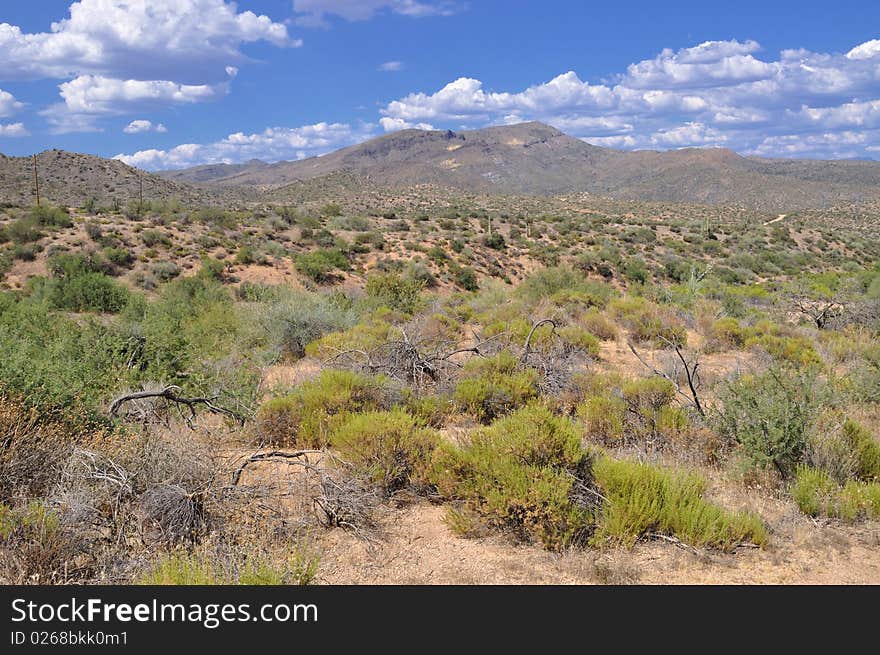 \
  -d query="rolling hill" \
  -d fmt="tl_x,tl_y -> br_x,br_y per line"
0,150 -> 218,207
